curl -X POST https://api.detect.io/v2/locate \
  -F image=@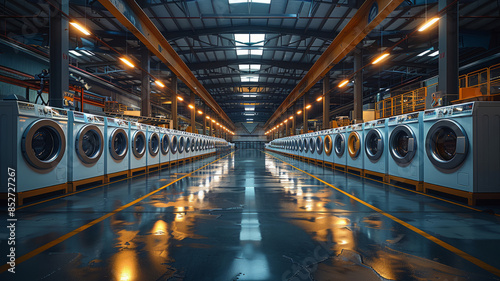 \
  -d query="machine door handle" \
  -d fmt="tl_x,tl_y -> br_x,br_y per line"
408,138 -> 414,152
456,136 -> 466,154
